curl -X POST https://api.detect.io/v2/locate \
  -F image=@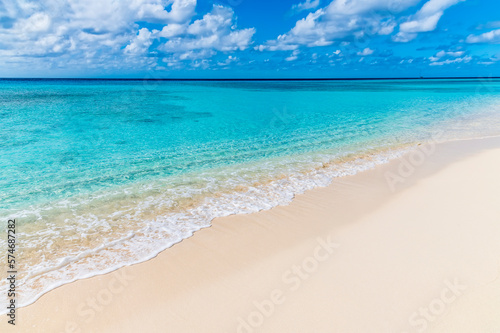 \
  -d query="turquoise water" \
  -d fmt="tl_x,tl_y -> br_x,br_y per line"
1,79 -> 500,309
